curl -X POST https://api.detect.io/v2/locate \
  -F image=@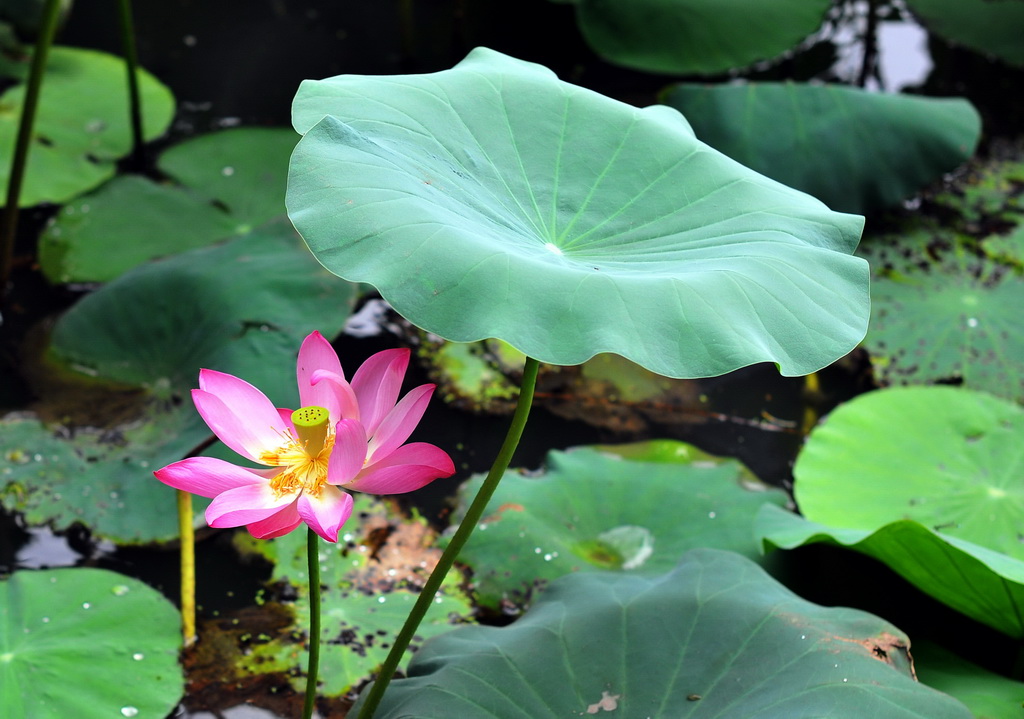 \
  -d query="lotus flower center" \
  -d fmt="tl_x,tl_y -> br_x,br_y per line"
263,406 -> 334,499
